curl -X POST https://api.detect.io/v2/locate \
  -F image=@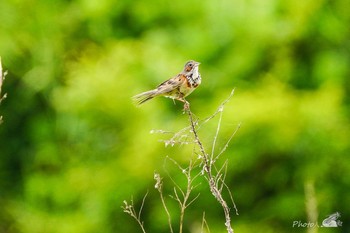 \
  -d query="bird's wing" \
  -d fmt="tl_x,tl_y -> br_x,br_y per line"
155,74 -> 186,94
